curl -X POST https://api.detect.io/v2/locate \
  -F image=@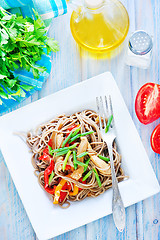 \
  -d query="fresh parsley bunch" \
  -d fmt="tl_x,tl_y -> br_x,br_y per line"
0,7 -> 59,104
